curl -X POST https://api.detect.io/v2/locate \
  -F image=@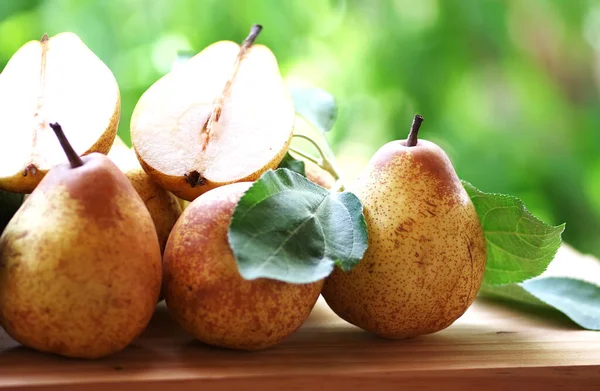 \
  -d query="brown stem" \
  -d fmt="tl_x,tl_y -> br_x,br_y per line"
49,123 -> 84,168
406,114 -> 424,147
242,24 -> 262,50
199,24 -> 263,150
